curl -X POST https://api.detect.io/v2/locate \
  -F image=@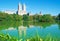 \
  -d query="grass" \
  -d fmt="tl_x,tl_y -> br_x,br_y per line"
0,34 -> 18,41
0,33 -> 60,41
